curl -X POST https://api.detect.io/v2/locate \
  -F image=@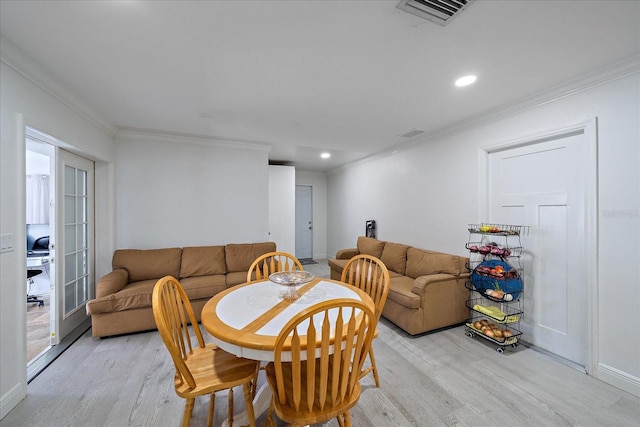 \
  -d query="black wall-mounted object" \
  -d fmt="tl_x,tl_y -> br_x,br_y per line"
365,220 -> 377,239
